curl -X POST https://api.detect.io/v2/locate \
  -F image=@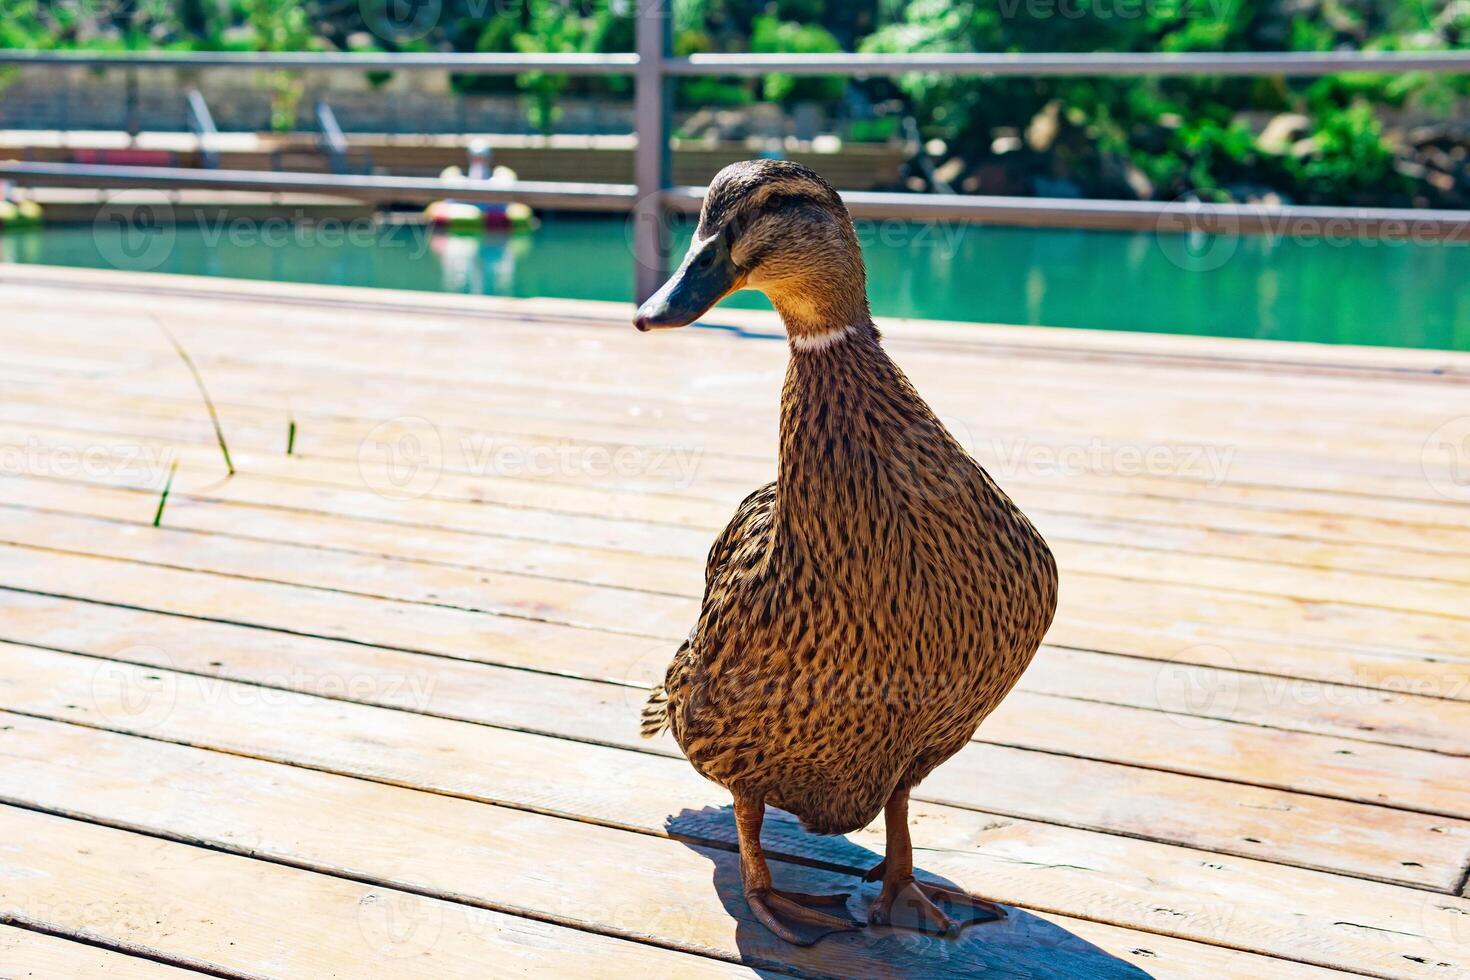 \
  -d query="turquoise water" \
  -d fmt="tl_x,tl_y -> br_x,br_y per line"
4,214 -> 1467,349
